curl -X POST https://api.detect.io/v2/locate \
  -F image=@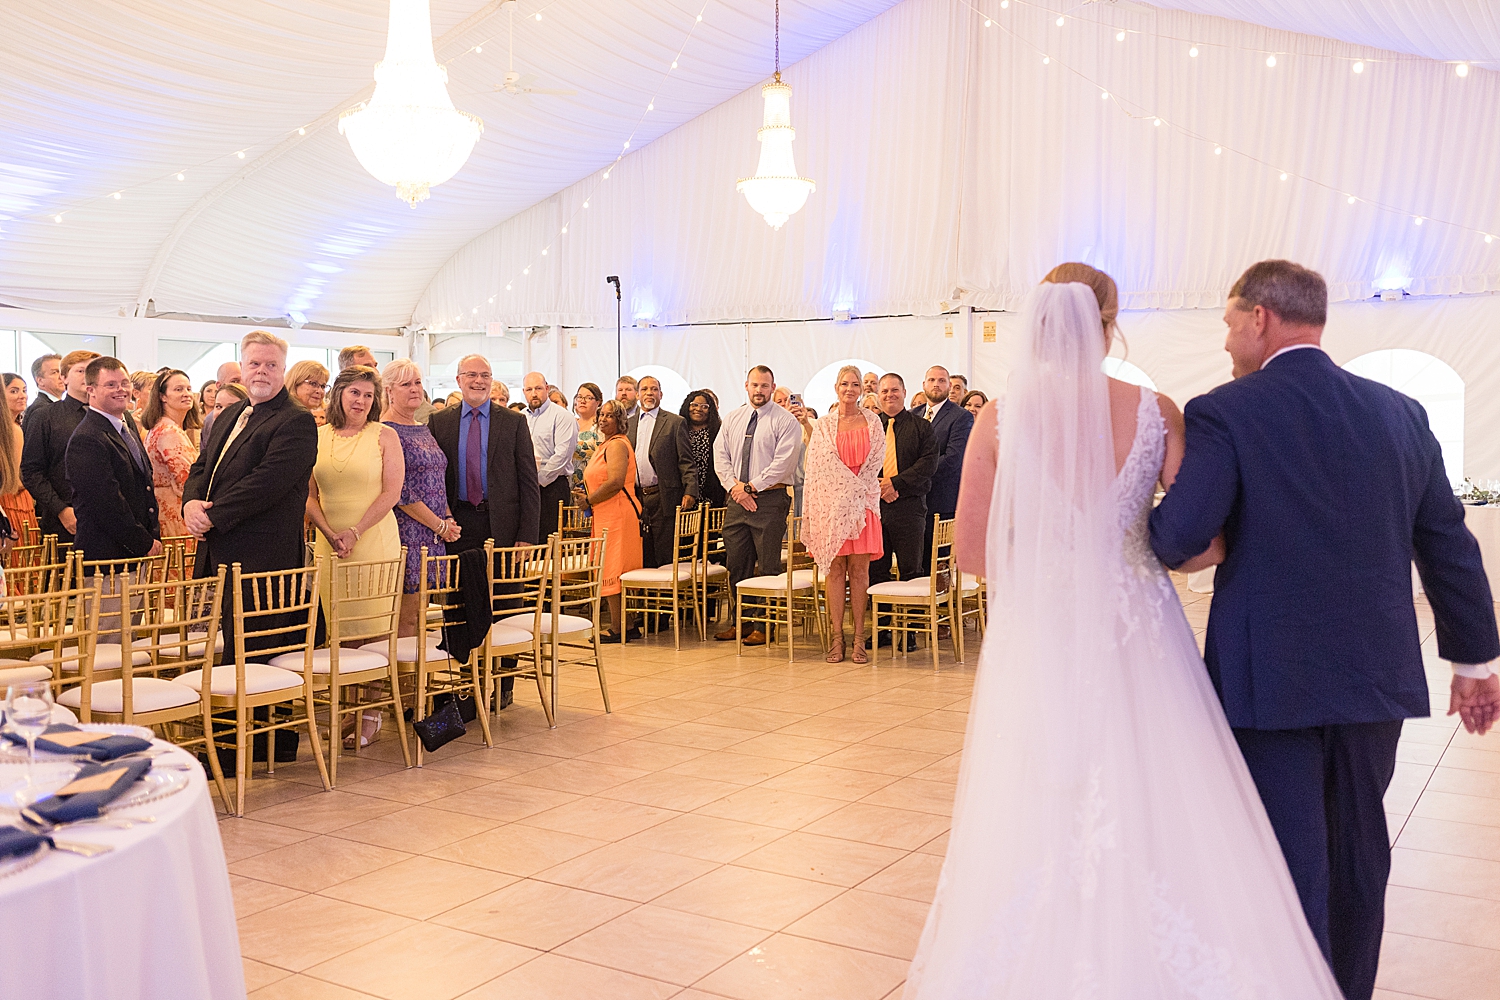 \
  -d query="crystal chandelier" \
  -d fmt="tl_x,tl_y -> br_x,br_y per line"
340,0 -> 483,207
736,0 -> 815,229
